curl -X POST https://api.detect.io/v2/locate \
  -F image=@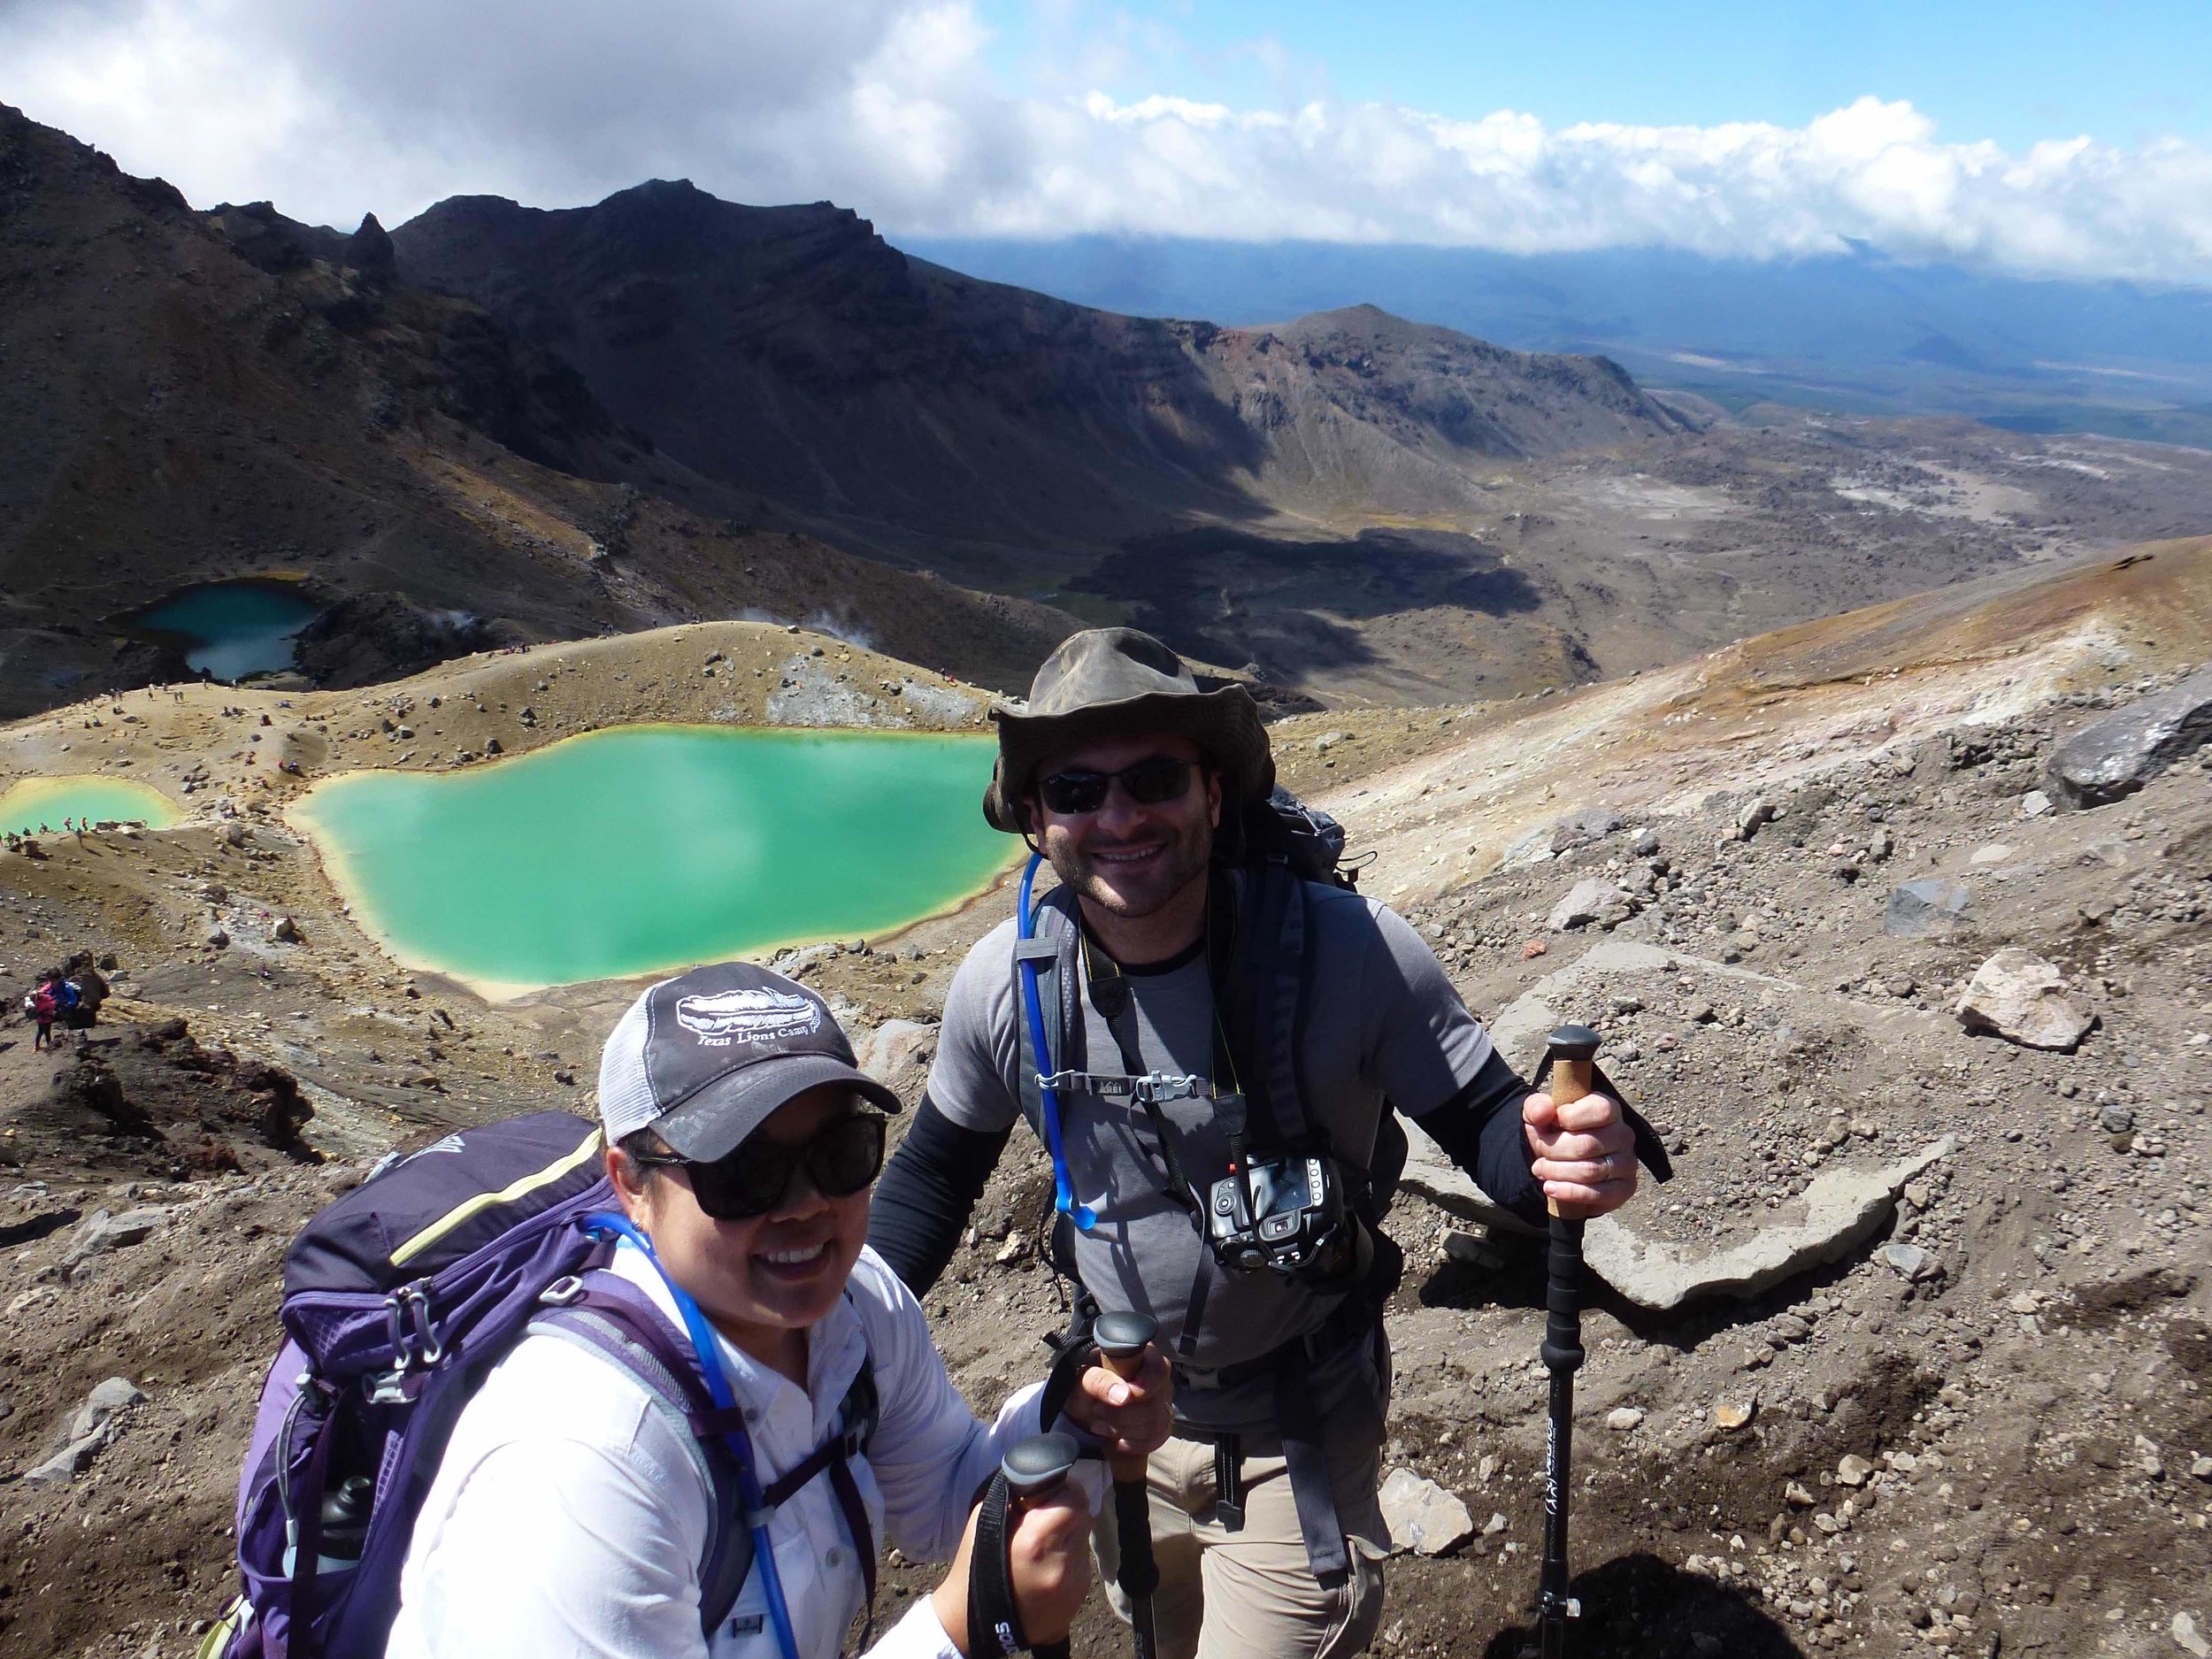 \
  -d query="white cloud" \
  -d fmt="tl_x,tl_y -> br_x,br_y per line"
4,0 -> 2211,282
